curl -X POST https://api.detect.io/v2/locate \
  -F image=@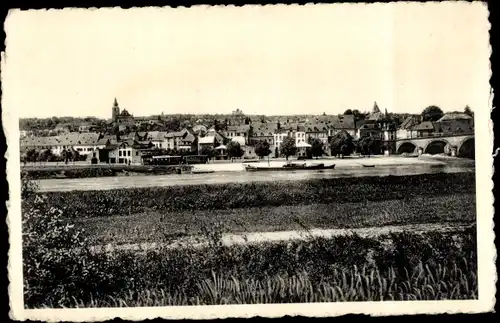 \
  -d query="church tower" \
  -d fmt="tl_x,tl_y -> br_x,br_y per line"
111,98 -> 120,122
